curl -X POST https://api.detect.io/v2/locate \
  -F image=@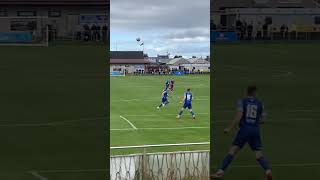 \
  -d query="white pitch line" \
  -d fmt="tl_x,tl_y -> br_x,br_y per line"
232,163 -> 320,168
112,98 -> 209,102
111,126 -> 209,131
122,113 -> 209,117
29,171 -> 48,180
119,115 -> 138,130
